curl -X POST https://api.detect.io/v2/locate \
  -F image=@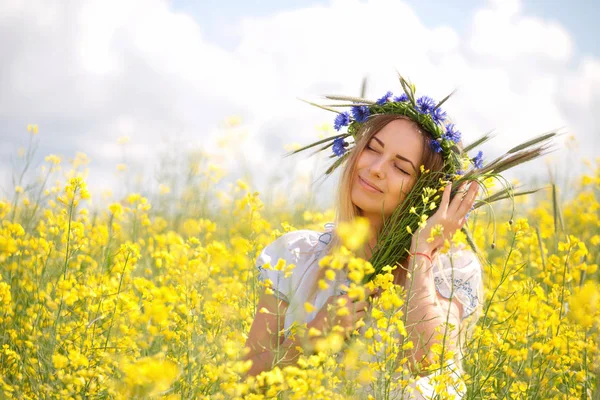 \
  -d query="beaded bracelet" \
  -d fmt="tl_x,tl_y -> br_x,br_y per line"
407,251 -> 433,263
